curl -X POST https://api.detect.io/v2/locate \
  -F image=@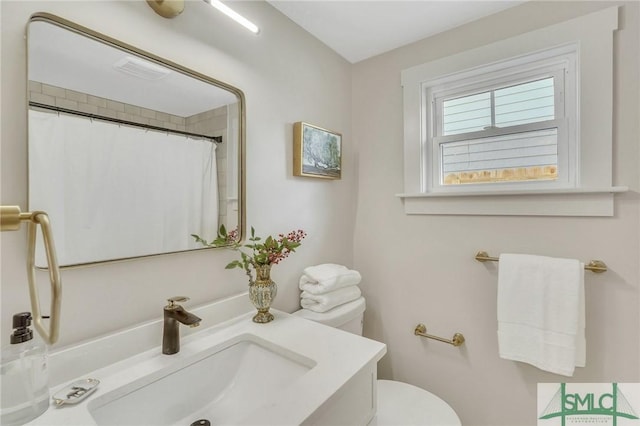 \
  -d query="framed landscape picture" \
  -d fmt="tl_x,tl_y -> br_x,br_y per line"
293,122 -> 342,179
